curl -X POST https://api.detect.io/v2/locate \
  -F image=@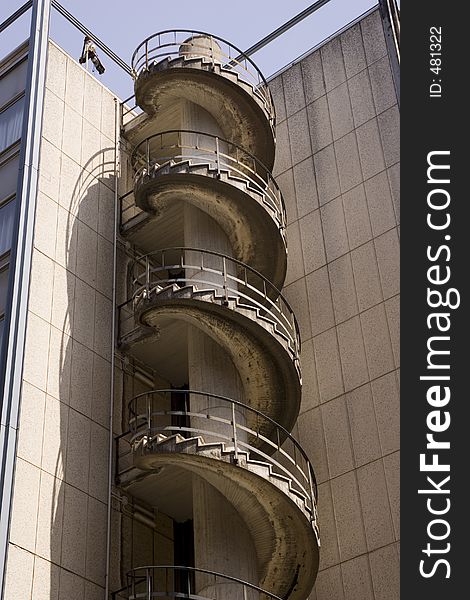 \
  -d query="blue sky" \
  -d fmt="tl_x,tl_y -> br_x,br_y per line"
1,0 -> 377,99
